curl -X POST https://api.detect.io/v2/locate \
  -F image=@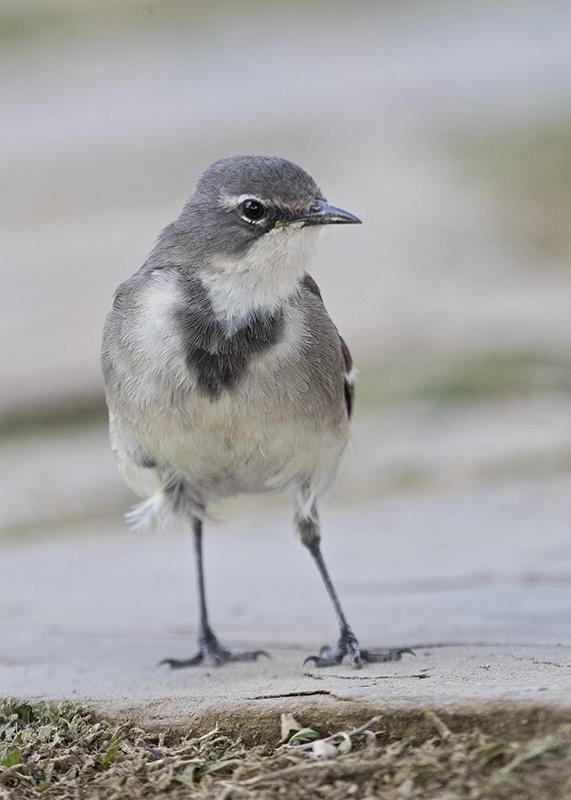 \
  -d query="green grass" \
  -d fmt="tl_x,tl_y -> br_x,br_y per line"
459,121 -> 571,263
0,0 -> 338,46
355,348 -> 571,411
0,397 -> 106,444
